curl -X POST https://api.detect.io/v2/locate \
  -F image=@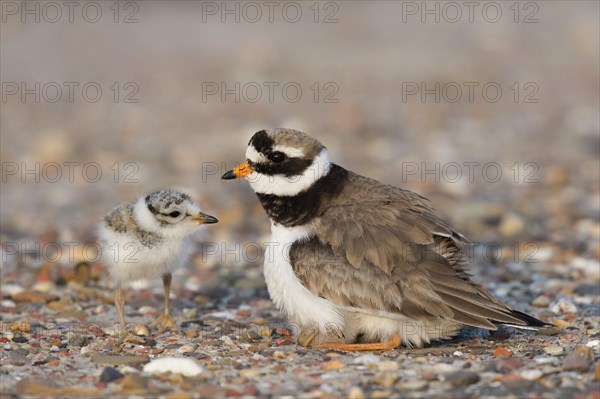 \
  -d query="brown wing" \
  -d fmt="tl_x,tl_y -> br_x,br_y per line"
301,170 -> 540,329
